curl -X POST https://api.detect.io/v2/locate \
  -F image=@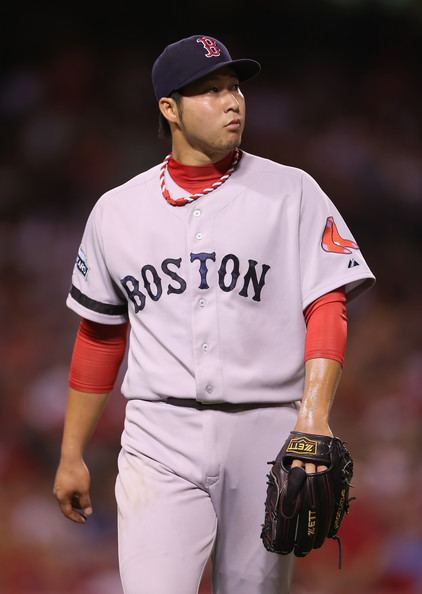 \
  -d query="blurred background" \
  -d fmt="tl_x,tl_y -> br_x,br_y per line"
1,1 -> 421,592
